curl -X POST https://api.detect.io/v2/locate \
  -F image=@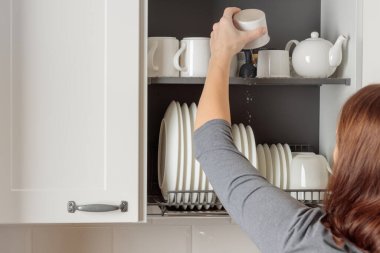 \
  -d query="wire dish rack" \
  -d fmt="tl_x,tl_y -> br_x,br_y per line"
150,189 -> 327,216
